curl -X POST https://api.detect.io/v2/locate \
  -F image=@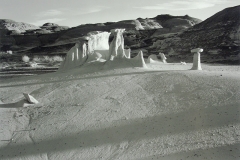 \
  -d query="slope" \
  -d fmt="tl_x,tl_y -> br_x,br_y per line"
0,62 -> 240,160
149,5 -> 240,64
